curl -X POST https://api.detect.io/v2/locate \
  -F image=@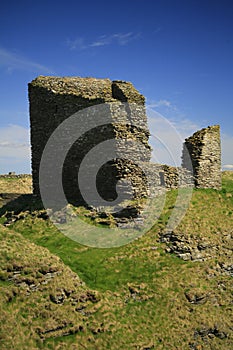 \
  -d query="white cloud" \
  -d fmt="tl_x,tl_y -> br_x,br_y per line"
222,164 -> 233,170
147,99 -> 181,116
0,125 -> 31,174
0,47 -> 54,74
66,32 -> 141,51
170,118 -> 200,136
147,99 -> 172,108
112,32 -> 141,45
0,141 -> 28,148
147,109 -> 189,166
